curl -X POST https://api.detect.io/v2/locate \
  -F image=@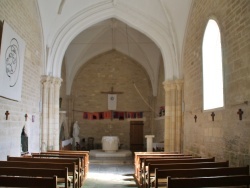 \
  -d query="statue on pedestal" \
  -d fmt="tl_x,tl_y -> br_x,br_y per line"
73,121 -> 80,149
